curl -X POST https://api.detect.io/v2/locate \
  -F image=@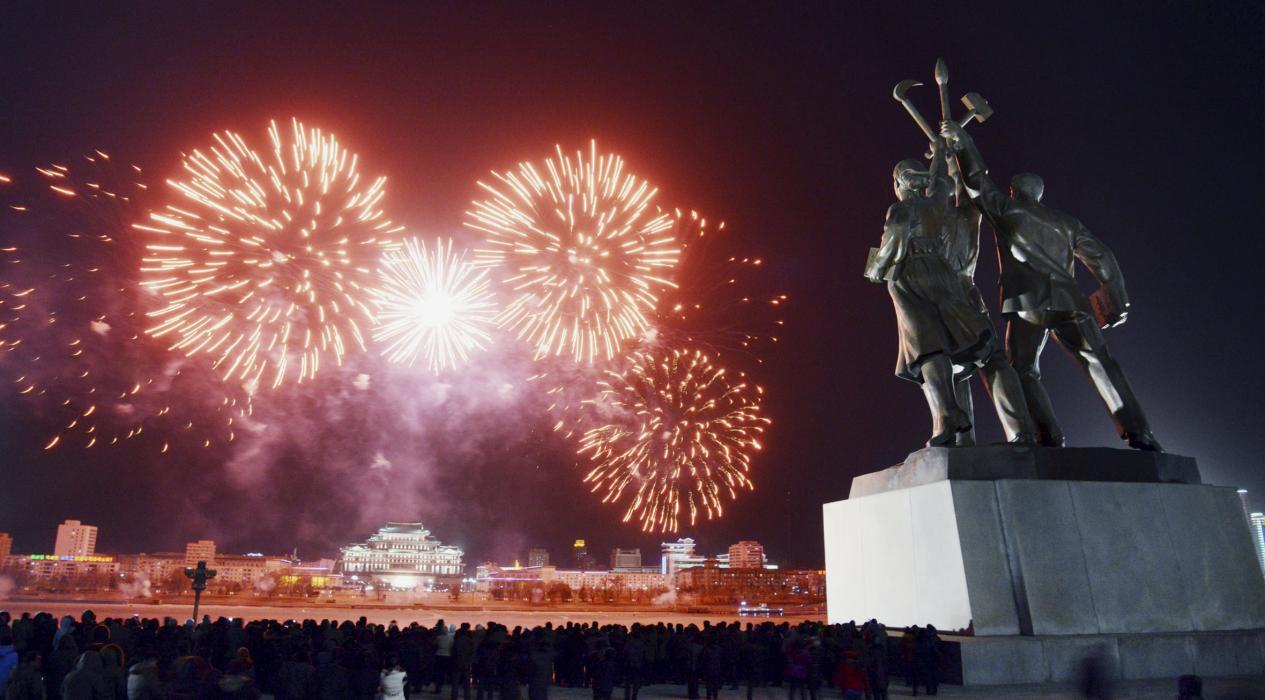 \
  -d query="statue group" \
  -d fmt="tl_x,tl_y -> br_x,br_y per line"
865,60 -> 1162,452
